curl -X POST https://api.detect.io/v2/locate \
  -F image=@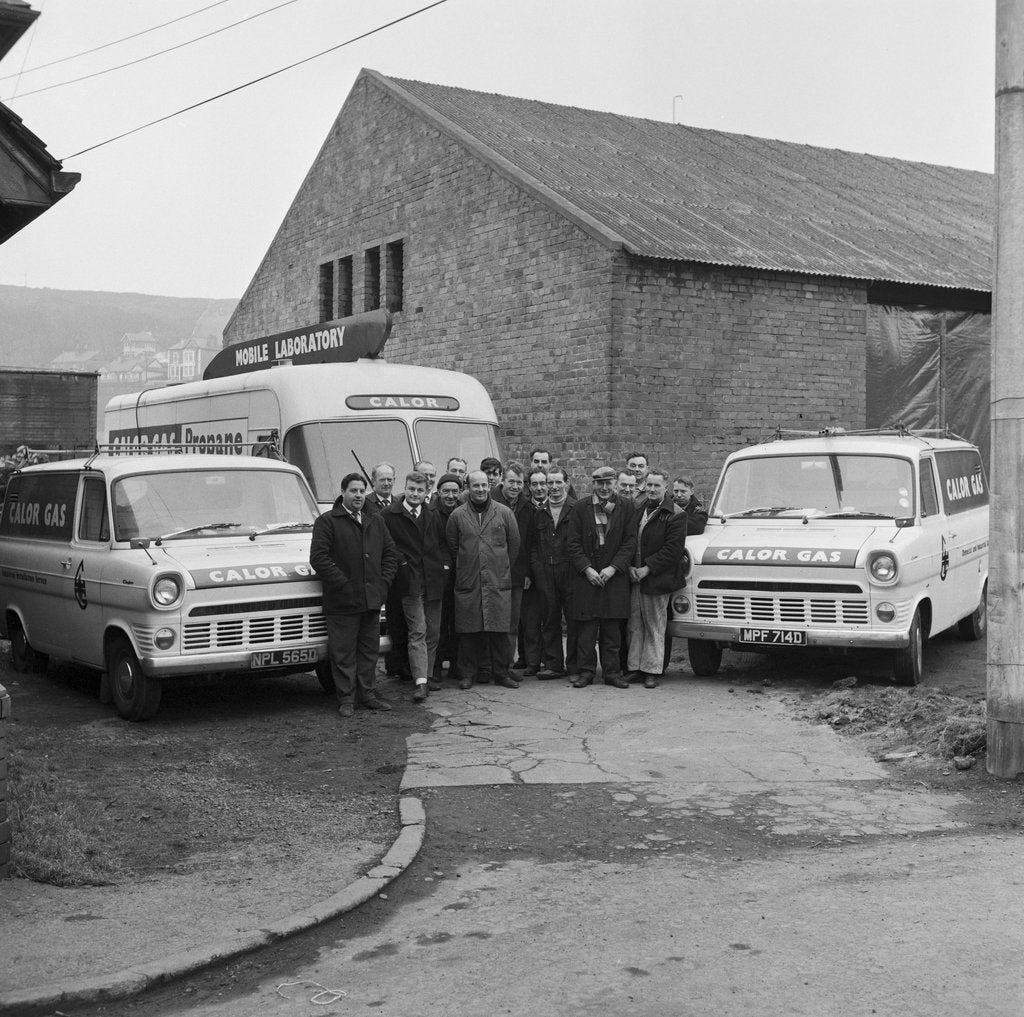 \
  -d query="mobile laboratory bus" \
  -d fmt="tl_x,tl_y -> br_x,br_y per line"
104,310 -> 503,508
